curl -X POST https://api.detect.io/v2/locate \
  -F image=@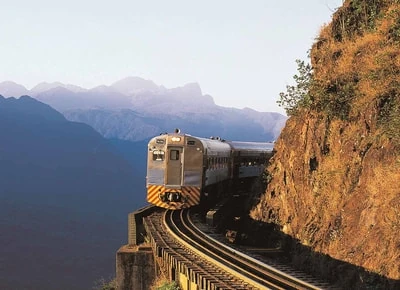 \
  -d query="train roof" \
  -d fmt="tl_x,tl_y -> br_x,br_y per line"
196,136 -> 232,155
225,140 -> 274,152
153,131 -> 275,153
